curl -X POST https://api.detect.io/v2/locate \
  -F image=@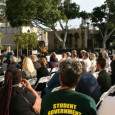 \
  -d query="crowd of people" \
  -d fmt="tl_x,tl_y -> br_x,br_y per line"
0,46 -> 115,115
